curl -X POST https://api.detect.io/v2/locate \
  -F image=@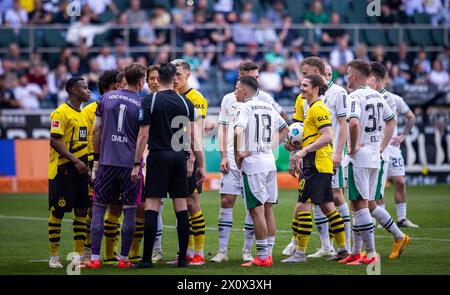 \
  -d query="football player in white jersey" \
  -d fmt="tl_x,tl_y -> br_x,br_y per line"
212,62 -> 288,262
375,86 -> 418,228
234,76 -> 289,266
282,58 -> 351,260
339,59 -> 396,265
366,62 -> 411,259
